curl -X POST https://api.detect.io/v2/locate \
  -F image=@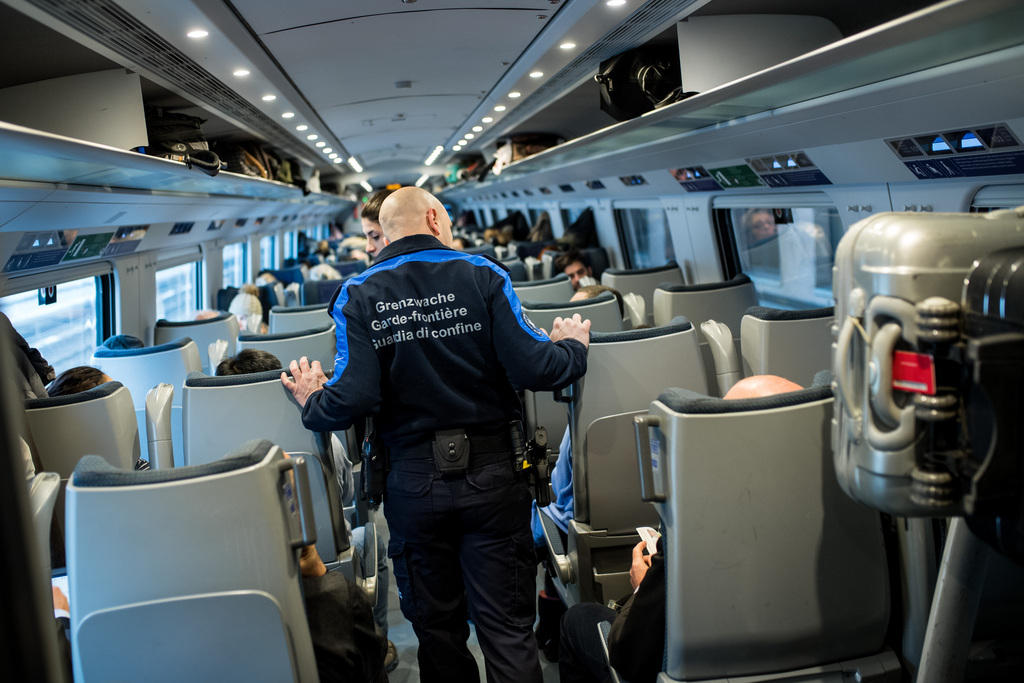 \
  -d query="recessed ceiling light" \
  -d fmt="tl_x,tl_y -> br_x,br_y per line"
453,145 -> 462,151
606,0 -> 626,6
307,134 -> 319,140
186,29 -> 209,39
458,139 -> 467,146
415,174 -> 430,188
232,68 -> 250,77
508,91 -> 521,98
281,112 -> 295,119
482,116 -> 493,123
360,180 -> 373,192
348,158 -> 364,173
494,105 -> 507,111
332,158 -> 343,164
329,153 -> 338,159
323,147 -> 333,154
465,133 -> 475,139
261,94 -> 276,102
315,141 -> 326,148
560,41 -> 576,50
529,71 -> 544,79
472,126 -> 483,132
296,124 -> 309,131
